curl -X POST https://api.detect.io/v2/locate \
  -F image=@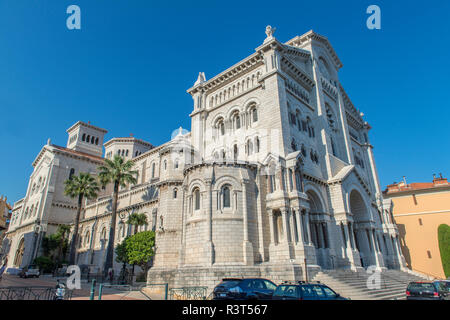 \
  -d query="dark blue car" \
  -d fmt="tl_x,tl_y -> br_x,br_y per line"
272,281 -> 349,300
212,278 -> 277,300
